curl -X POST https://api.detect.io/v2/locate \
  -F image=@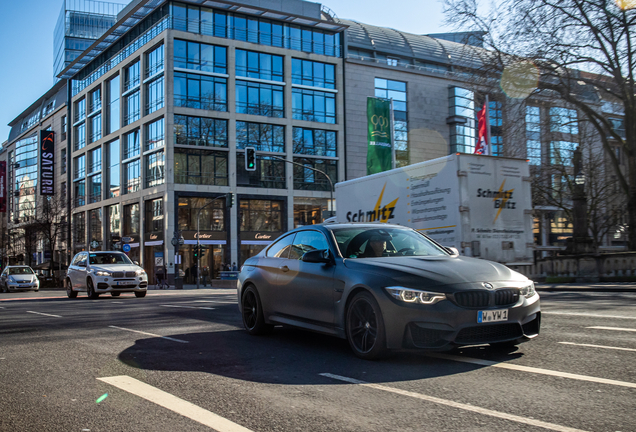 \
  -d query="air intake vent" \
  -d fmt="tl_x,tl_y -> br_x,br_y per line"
125,271 -> 136,278
453,291 -> 490,308
112,272 -> 124,278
